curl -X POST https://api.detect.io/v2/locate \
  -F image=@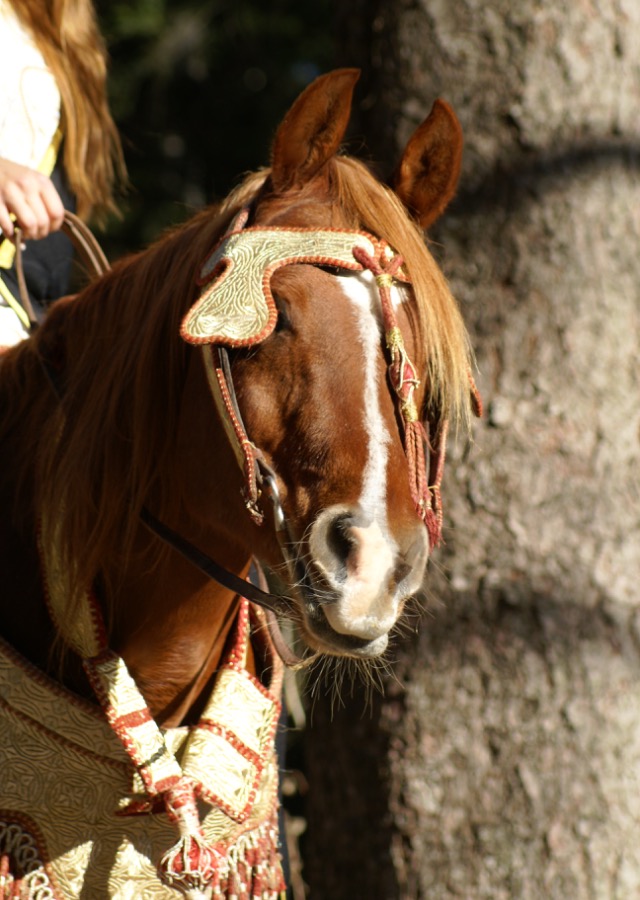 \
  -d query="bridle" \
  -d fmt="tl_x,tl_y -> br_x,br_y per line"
180,209 -> 449,541
22,209 -> 476,668
12,214 -> 302,665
